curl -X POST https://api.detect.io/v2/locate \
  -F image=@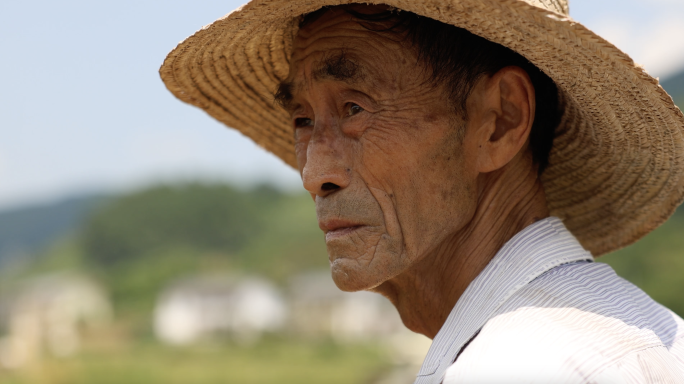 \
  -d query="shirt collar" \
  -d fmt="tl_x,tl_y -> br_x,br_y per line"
415,217 -> 594,383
